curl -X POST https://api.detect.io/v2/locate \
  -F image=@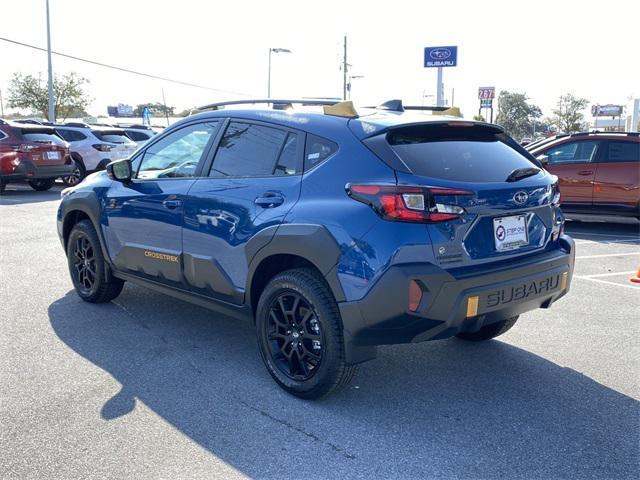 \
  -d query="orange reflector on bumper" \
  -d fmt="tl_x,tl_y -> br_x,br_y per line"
409,280 -> 422,312
560,272 -> 568,290
466,296 -> 479,318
